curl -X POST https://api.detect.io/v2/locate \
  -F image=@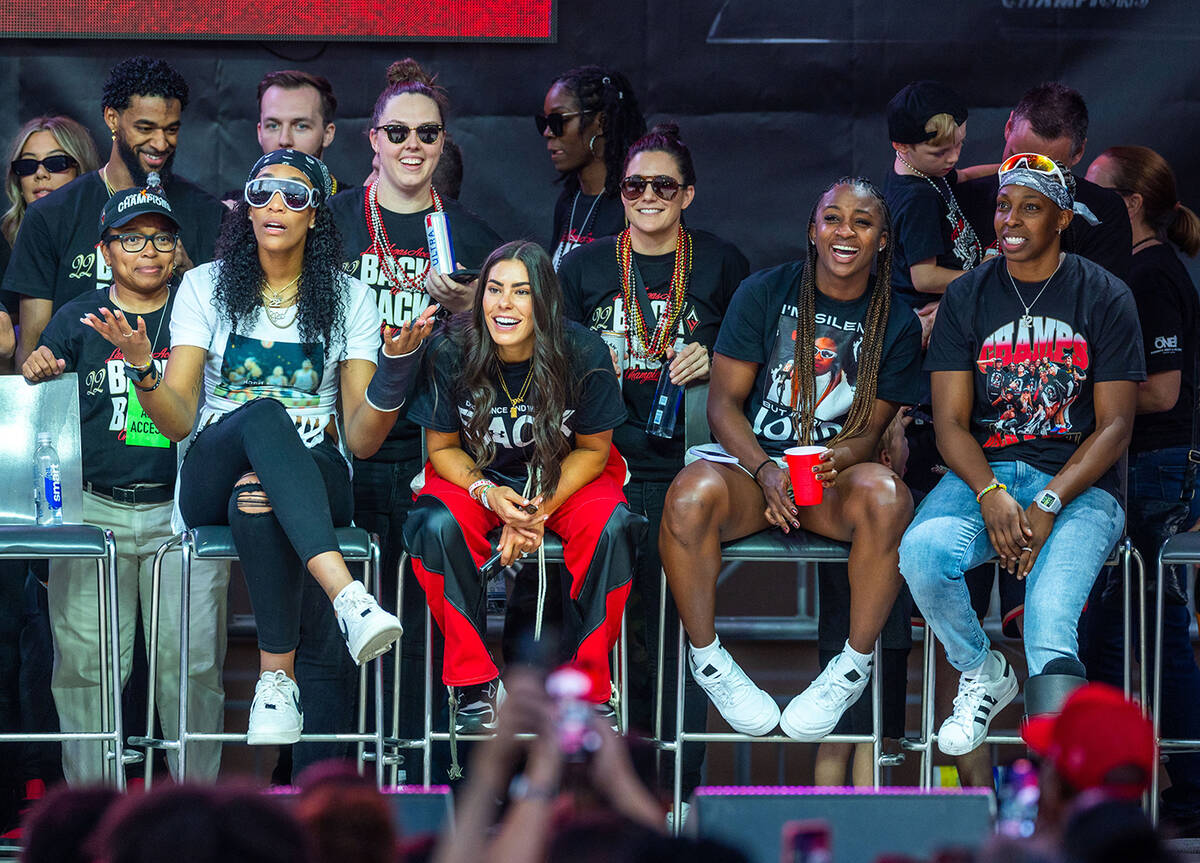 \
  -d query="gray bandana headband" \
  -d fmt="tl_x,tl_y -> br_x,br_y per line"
248,148 -> 333,204
998,166 -> 1073,211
